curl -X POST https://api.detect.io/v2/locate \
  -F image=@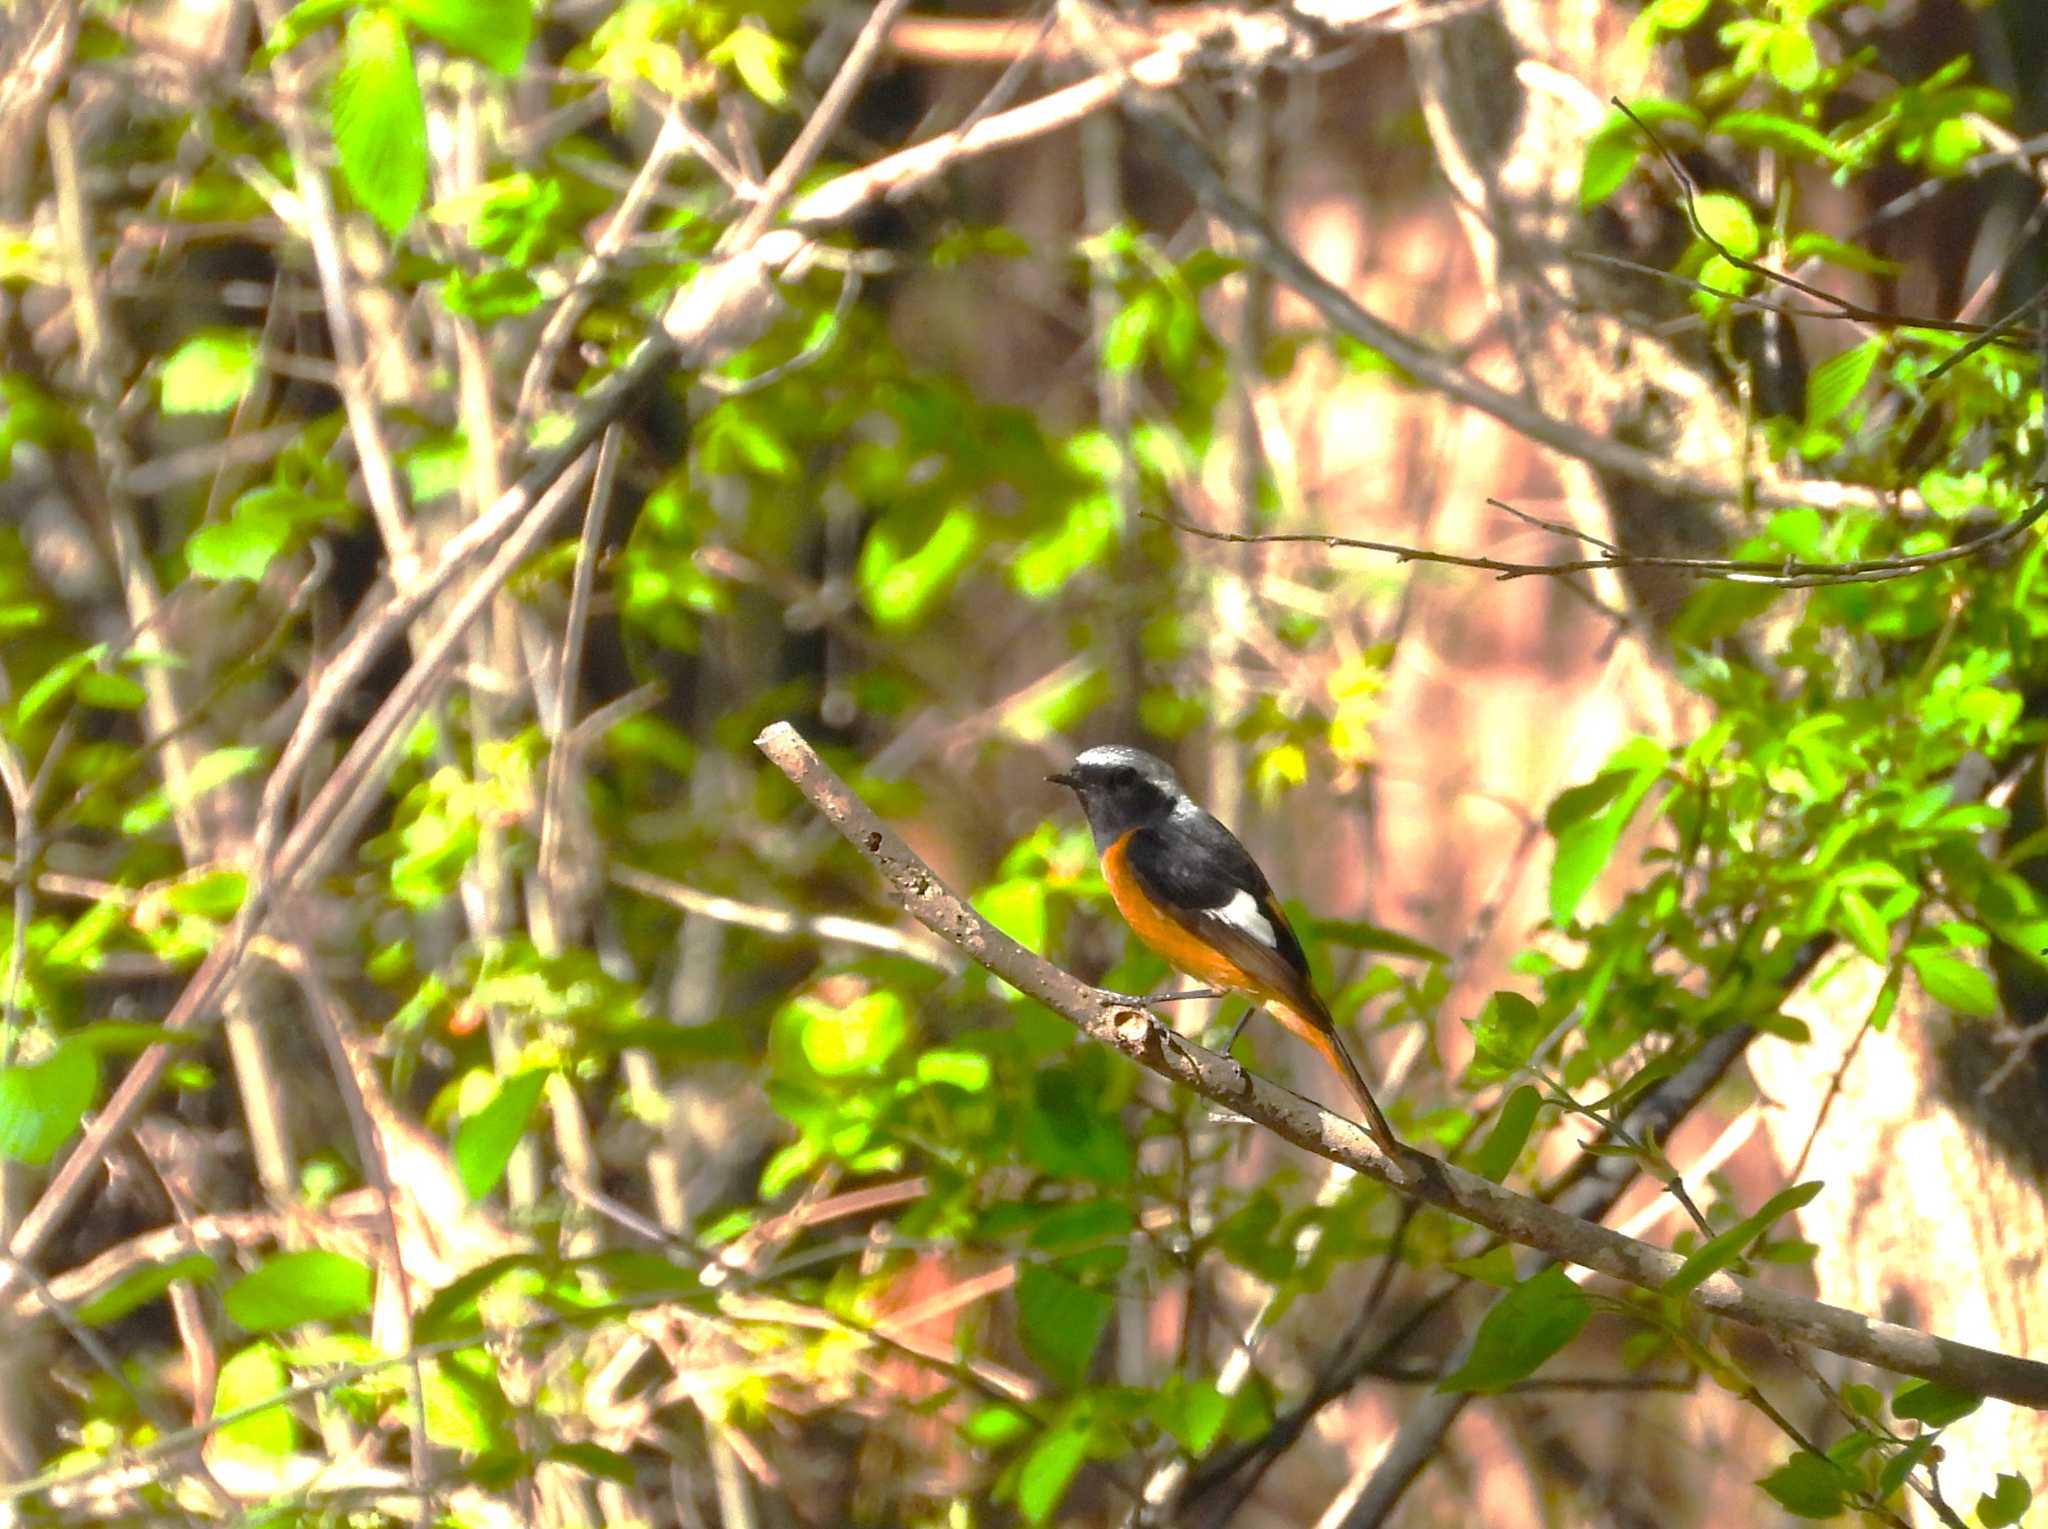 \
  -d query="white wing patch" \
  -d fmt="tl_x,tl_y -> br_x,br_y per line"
1211,889 -> 1278,950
